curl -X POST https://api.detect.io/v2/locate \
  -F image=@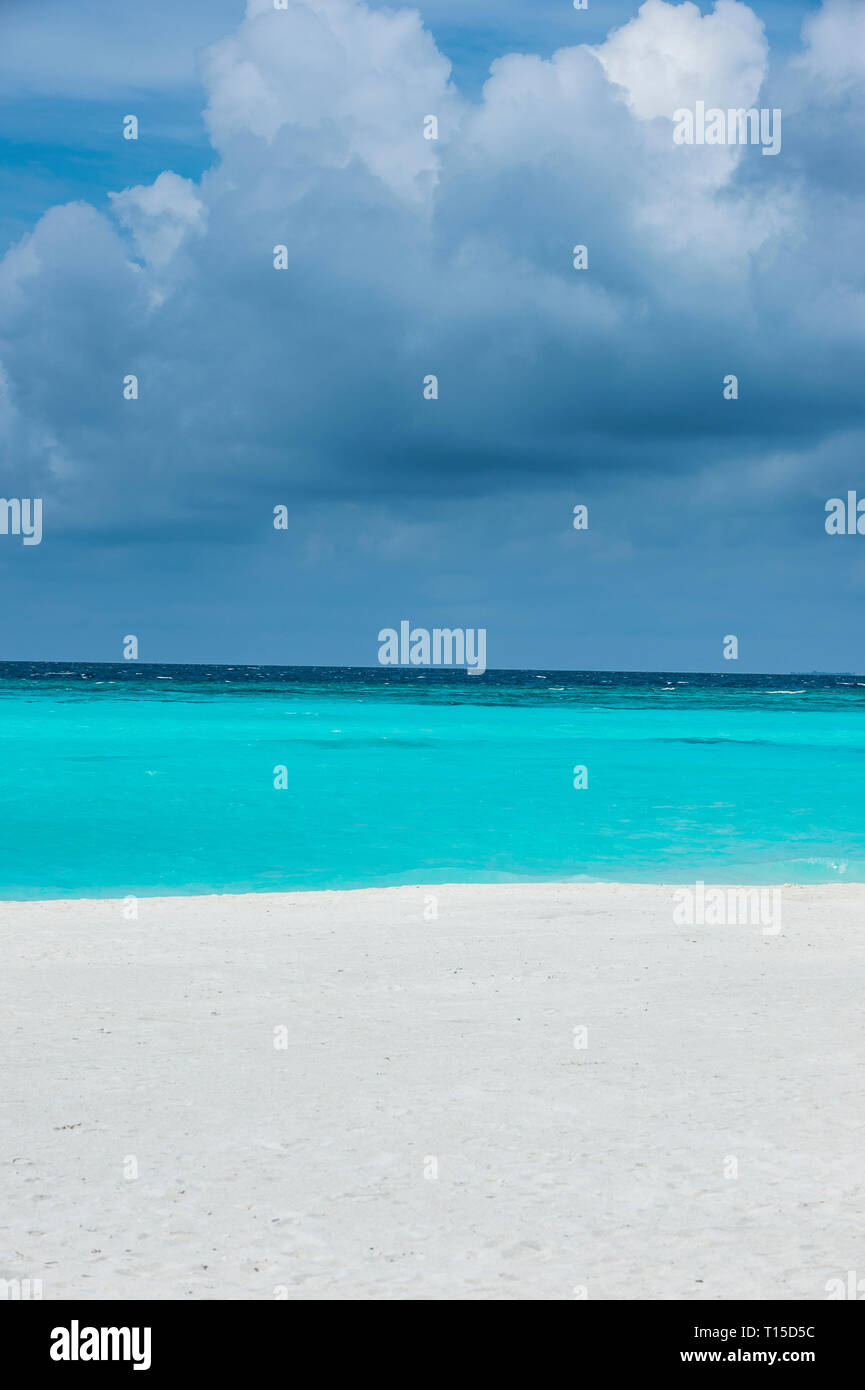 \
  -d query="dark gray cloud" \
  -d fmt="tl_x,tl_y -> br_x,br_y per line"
0,0 -> 862,669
